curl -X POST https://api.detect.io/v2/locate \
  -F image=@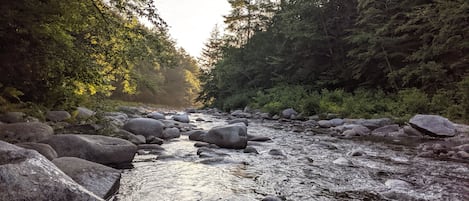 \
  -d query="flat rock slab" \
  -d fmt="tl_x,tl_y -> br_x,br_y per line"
409,114 -> 456,137
0,122 -> 53,143
42,134 -> 137,166
53,157 -> 121,200
0,141 -> 103,201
